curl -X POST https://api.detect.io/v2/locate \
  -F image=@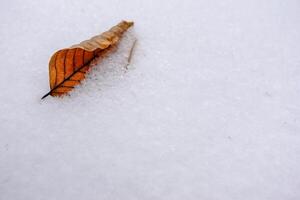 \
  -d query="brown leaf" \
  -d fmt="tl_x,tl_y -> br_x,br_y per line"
41,20 -> 134,99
